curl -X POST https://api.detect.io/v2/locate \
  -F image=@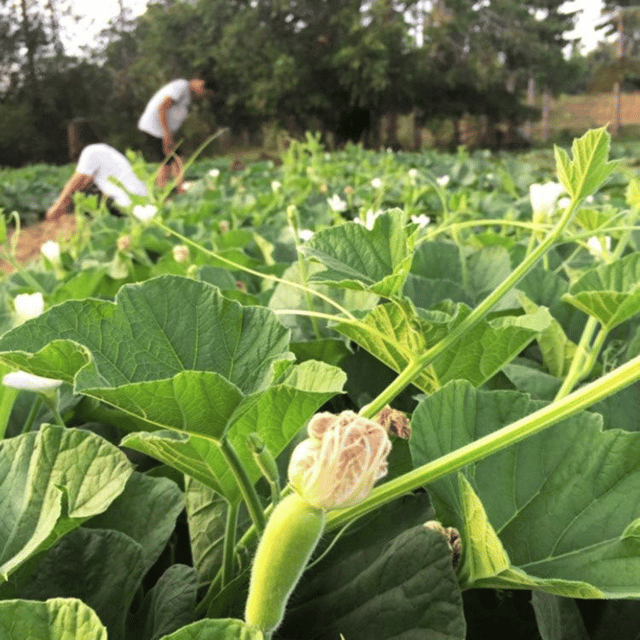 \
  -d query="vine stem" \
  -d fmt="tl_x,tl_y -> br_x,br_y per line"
360,197 -> 581,420
218,438 -> 266,534
222,501 -> 239,588
151,219 -> 355,320
328,353 -> 640,531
